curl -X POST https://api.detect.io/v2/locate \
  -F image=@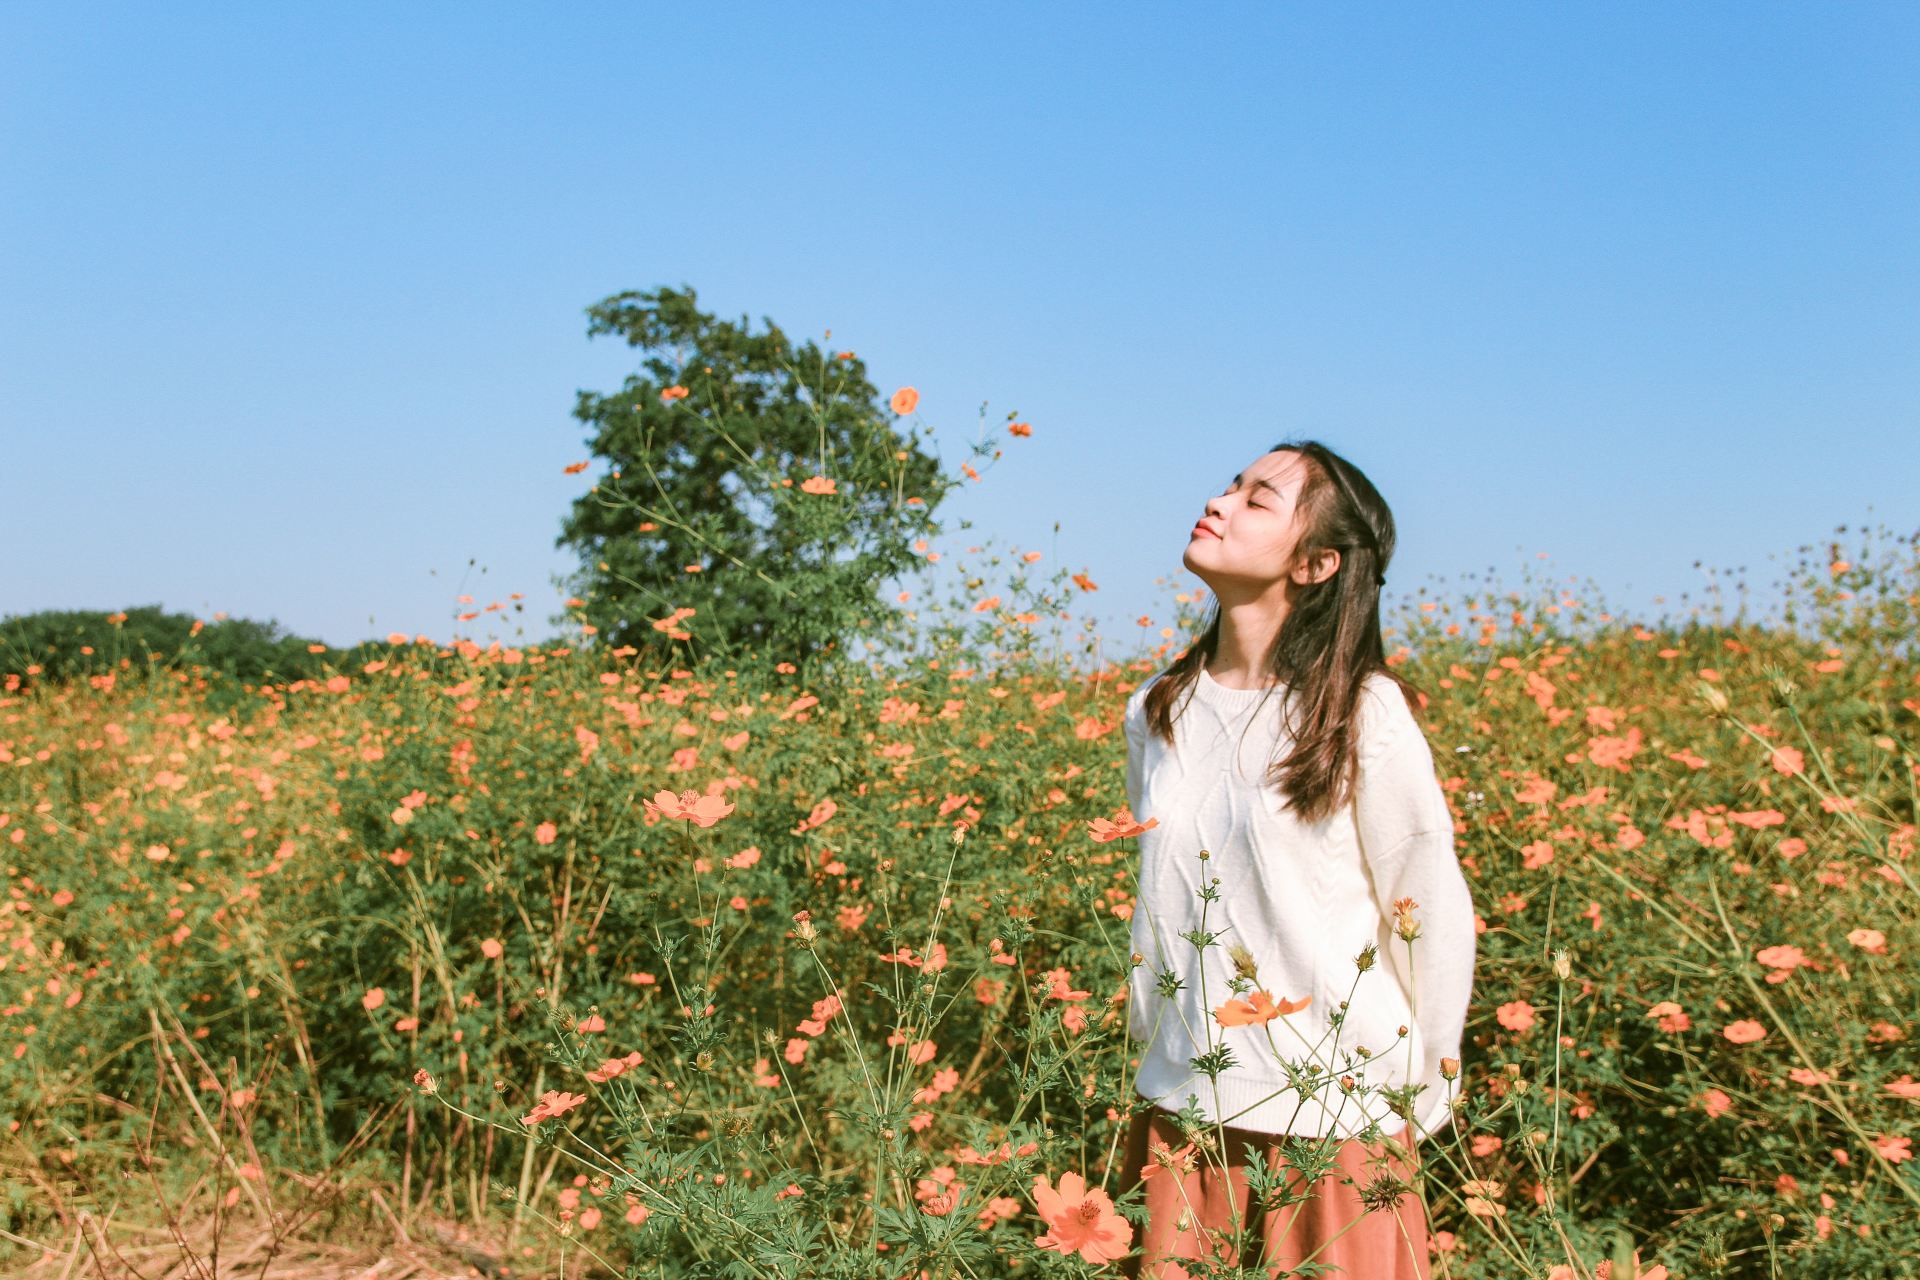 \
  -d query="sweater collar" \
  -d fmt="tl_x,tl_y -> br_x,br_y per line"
1193,665 -> 1286,711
